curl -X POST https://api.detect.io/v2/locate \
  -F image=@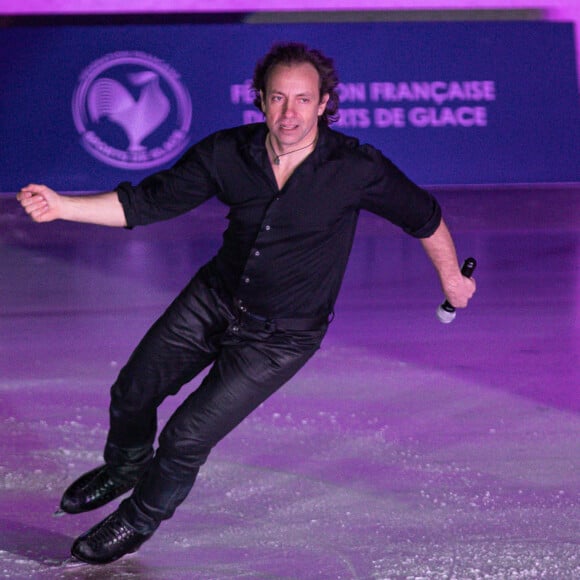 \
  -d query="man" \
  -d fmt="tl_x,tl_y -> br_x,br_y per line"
17,43 -> 475,565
